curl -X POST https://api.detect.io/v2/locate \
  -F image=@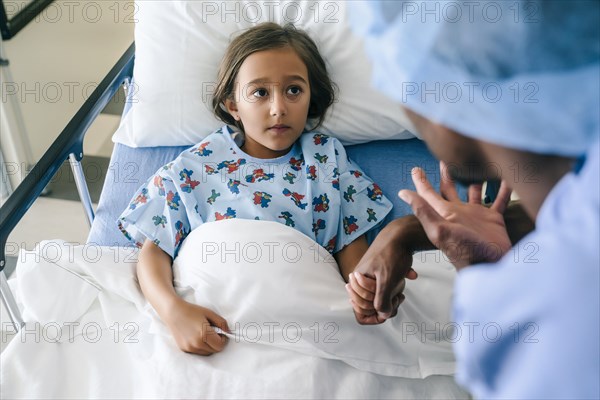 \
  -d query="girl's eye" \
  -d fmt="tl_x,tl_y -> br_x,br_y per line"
253,88 -> 268,98
287,86 -> 302,96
